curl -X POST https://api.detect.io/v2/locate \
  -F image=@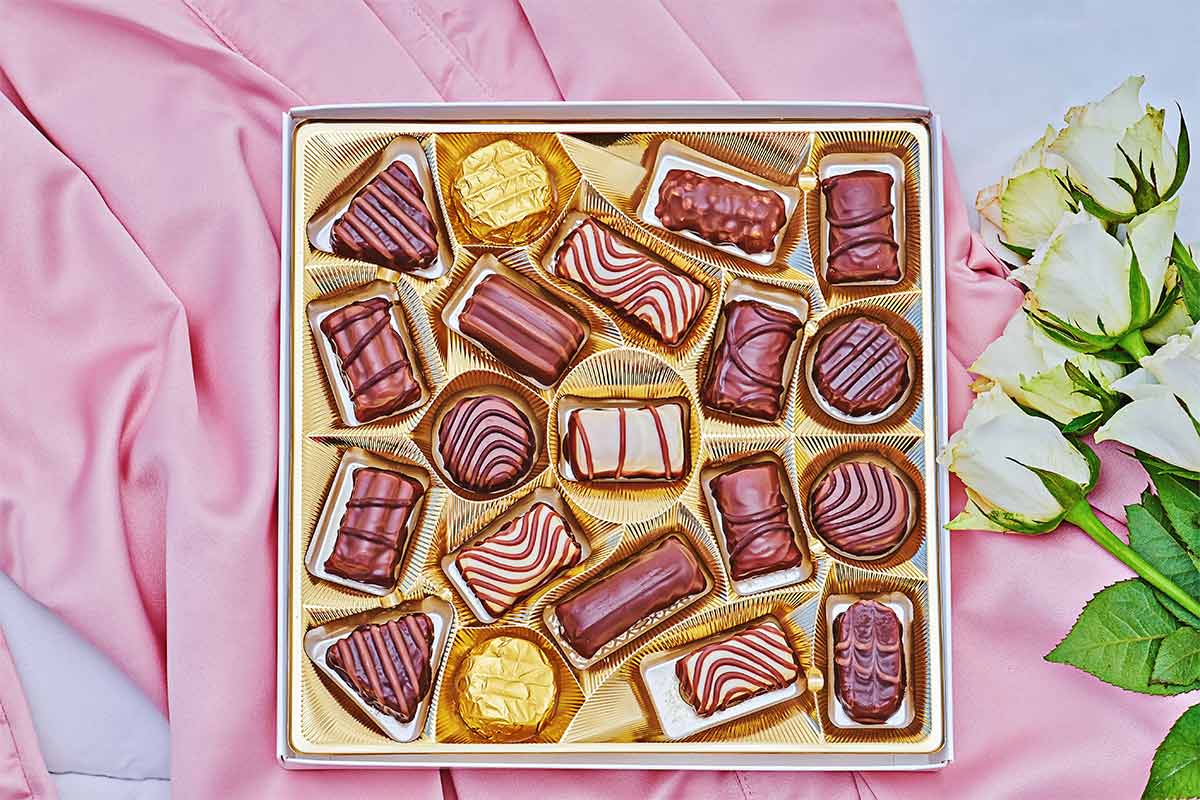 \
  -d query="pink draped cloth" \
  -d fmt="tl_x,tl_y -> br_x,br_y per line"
0,1 -> 1188,797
